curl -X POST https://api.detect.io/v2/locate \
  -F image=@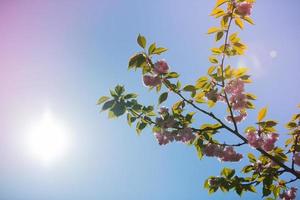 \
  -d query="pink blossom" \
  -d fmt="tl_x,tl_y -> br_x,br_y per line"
174,128 -> 195,143
203,143 -> 223,157
155,116 -> 176,129
246,130 -> 279,151
225,79 -> 244,95
155,129 -> 174,145
246,130 -> 263,148
280,187 -> 297,200
230,93 -> 247,110
294,152 -> 300,166
236,2 -> 253,17
219,146 -> 243,162
262,133 -> 279,151
203,144 -> 242,162
143,75 -> 162,87
226,112 -> 247,123
178,128 -> 195,143
153,60 -> 169,74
